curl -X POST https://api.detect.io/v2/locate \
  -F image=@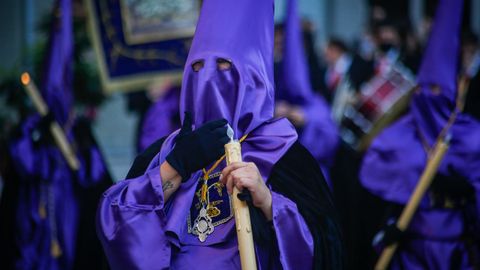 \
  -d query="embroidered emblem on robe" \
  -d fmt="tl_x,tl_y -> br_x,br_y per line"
187,171 -> 233,236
